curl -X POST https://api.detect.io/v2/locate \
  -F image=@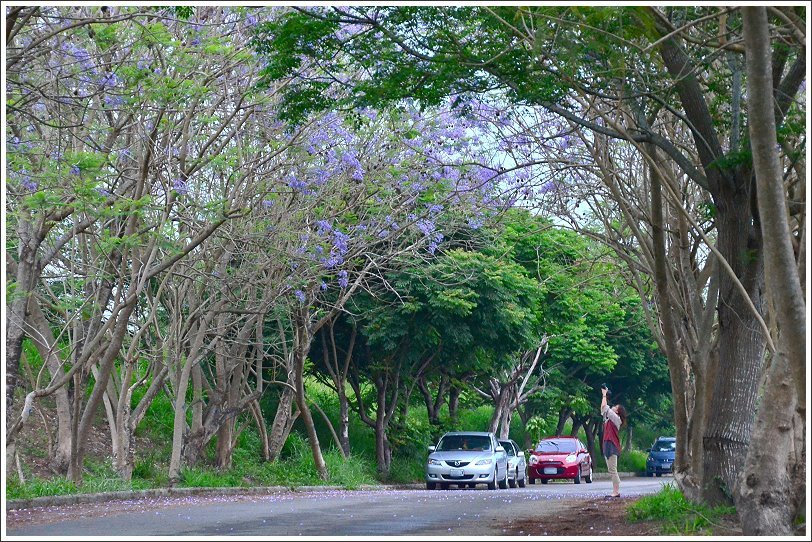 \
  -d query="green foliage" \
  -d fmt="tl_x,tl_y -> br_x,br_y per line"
627,483 -> 738,535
